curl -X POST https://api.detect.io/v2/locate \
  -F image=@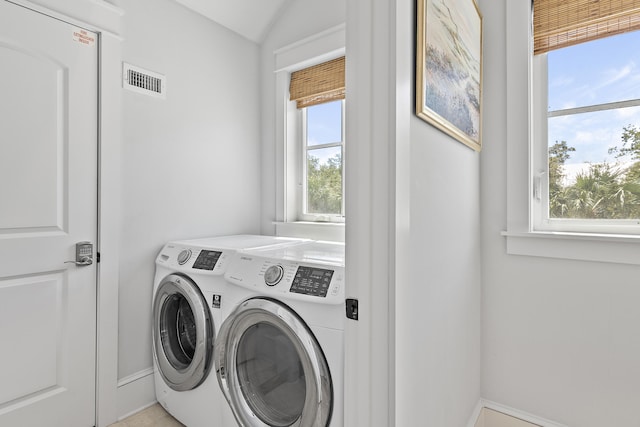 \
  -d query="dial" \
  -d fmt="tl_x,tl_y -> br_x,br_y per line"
177,249 -> 192,265
264,265 -> 284,286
